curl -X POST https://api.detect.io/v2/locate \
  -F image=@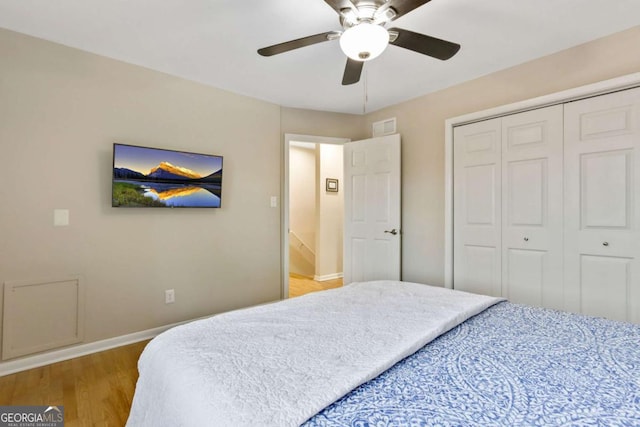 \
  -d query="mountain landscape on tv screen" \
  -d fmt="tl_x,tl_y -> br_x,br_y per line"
113,161 -> 222,184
